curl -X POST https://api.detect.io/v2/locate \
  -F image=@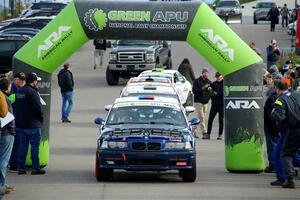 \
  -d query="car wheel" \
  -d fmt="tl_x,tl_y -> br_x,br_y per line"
180,159 -> 196,182
95,153 -> 113,181
184,92 -> 194,107
253,16 -> 257,24
106,67 -> 119,86
166,57 -> 172,69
